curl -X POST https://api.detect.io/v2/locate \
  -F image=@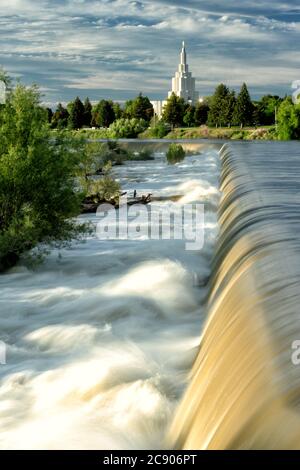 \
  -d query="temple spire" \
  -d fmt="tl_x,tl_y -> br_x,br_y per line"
180,41 -> 186,65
